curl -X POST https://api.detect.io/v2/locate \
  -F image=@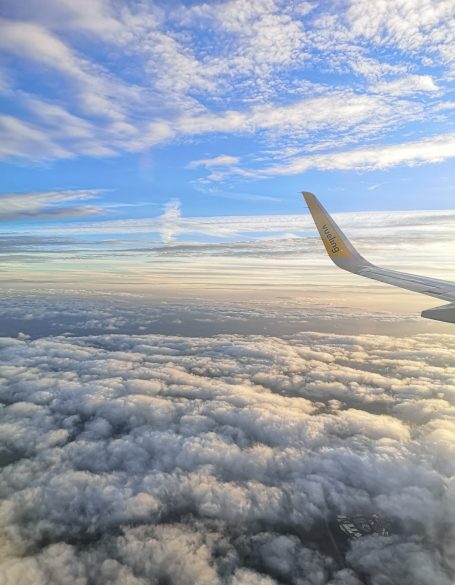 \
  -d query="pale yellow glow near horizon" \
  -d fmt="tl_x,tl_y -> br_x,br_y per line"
2,209 -> 455,318
1,251 -> 452,317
